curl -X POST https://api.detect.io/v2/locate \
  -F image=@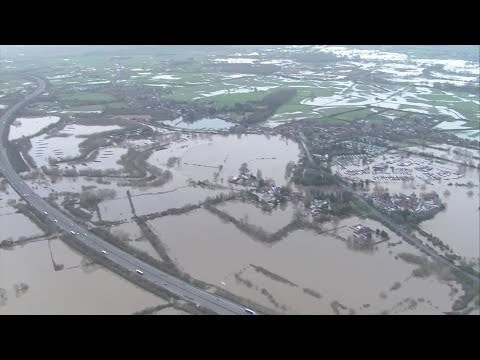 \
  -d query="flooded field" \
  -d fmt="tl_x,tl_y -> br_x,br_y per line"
161,117 -> 234,130
148,134 -> 300,186
30,134 -> 84,167
0,213 -> 43,240
0,184 -> 21,216
131,186 -> 224,217
109,222 -> 162,261
59,124 -> 122,136
8,116 -> 60,140
333,153 -> 480,260
84,147 -> 128,170
147,210 -> 460,314
217,200 -> 297,233
0,238 -> 164,314
405,145 -> 480,168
